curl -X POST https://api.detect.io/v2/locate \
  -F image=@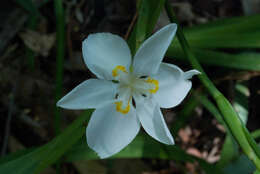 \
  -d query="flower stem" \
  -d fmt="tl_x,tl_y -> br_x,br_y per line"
164,0 -> 260,170
26,15 -> 37,71
54,0 -> 65,173
124,12 -> 138,40
54,0 -> 65,136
